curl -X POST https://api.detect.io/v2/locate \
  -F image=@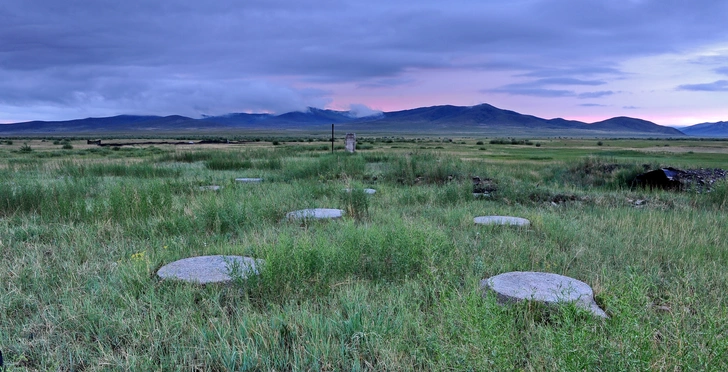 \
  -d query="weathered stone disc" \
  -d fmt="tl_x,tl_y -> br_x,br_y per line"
344,188 -> 376,194
481,271 -> 607,318
235,178 -> 263,183
286,208 -> 344,220
474,216 -> 530,226
199,185 -> 221,191
157,255 -> 261,284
